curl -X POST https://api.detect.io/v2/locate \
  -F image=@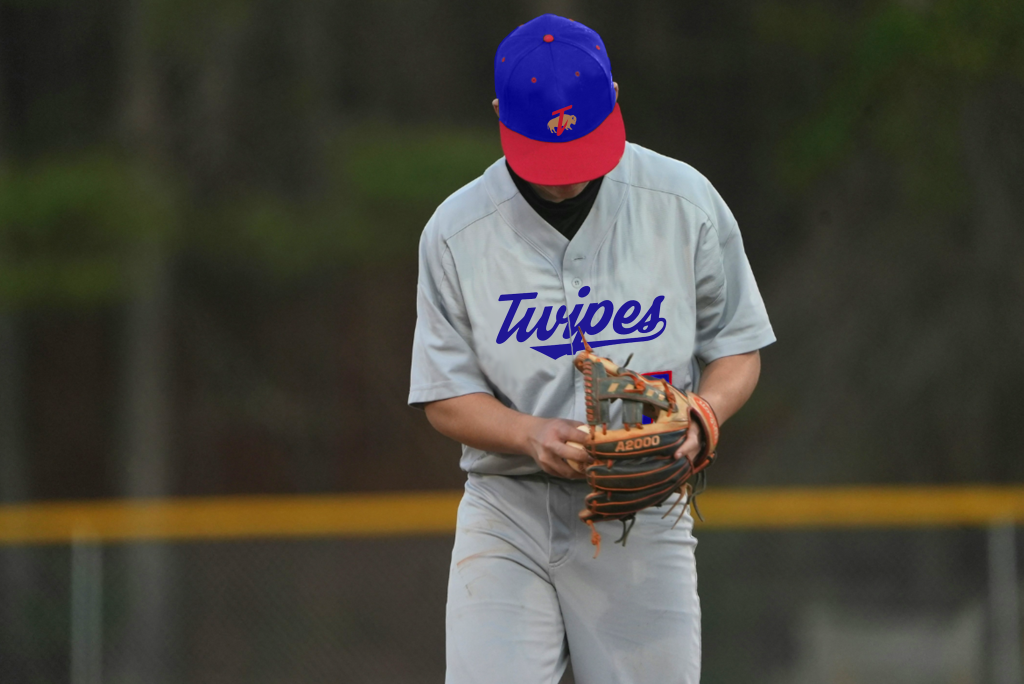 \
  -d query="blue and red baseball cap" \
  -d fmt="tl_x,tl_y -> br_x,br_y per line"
495,15 -> 625,185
